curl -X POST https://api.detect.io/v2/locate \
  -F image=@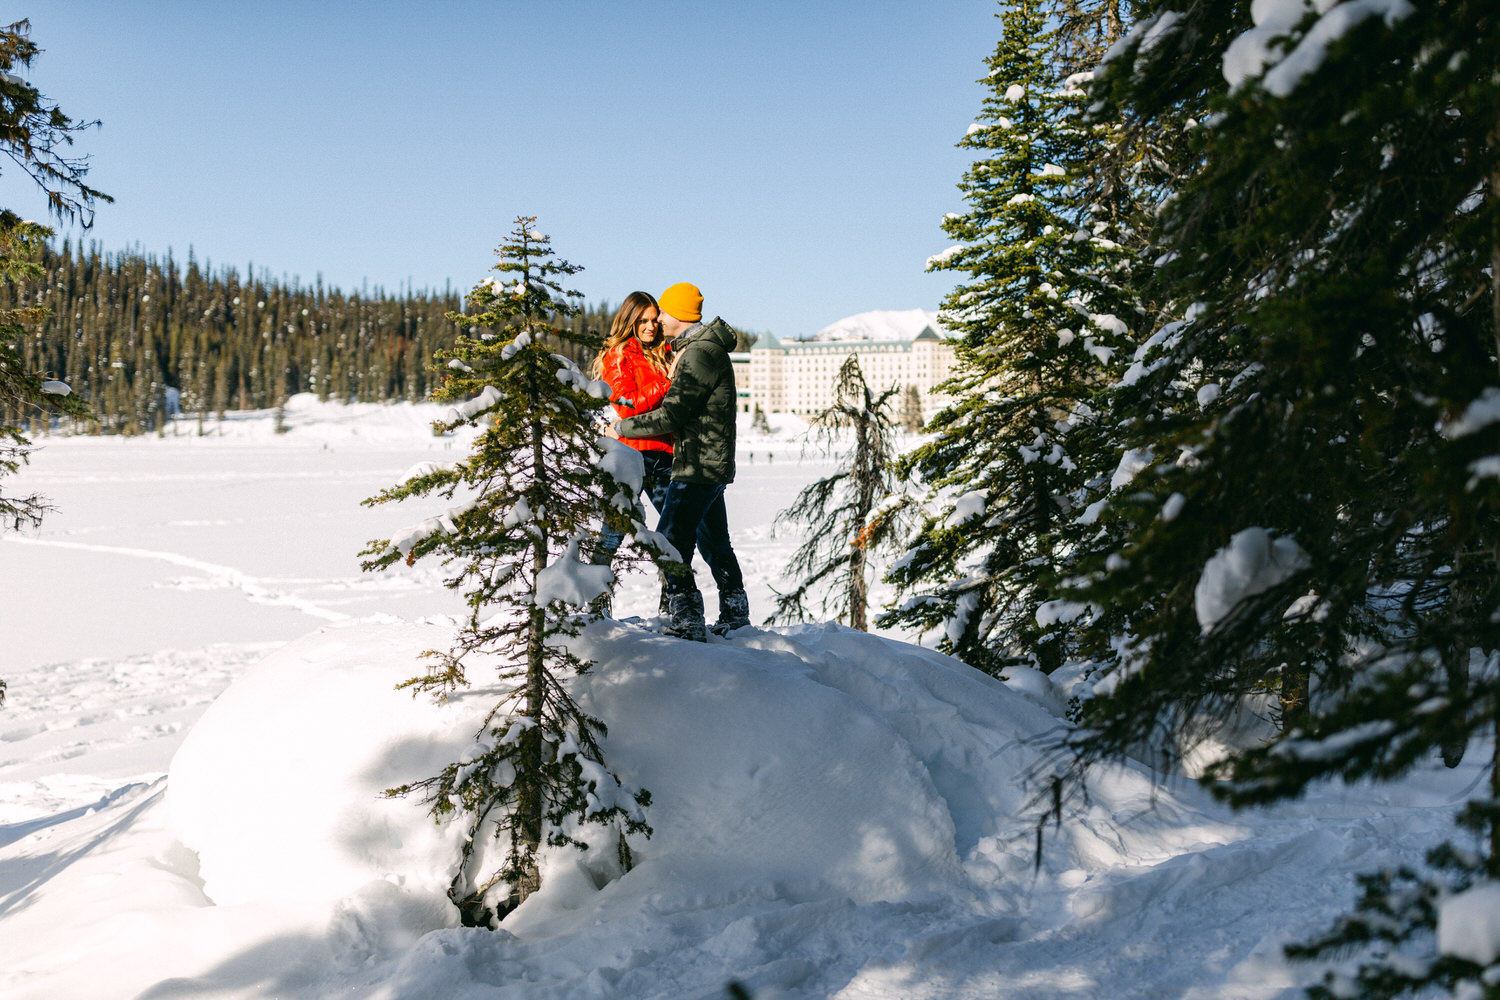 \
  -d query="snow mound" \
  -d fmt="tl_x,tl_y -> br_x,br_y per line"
811,309 -> 948,342
170,619 -> 1062,917
557,621 -> 1065,907
163,618 -> 1084,994
21,613 -> 1480,999
168,621 -> 470,911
